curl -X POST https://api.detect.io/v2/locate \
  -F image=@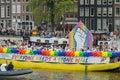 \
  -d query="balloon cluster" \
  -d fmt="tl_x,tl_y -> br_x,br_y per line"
0,48 -> 120,57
